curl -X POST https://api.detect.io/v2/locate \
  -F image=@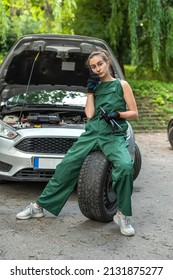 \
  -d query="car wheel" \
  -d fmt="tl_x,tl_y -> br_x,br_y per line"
133,143 -> 142,180
77,143 -> 142,222
168,126 -> 173,148
77,151 -> 117,222
167,118 -> 173,135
